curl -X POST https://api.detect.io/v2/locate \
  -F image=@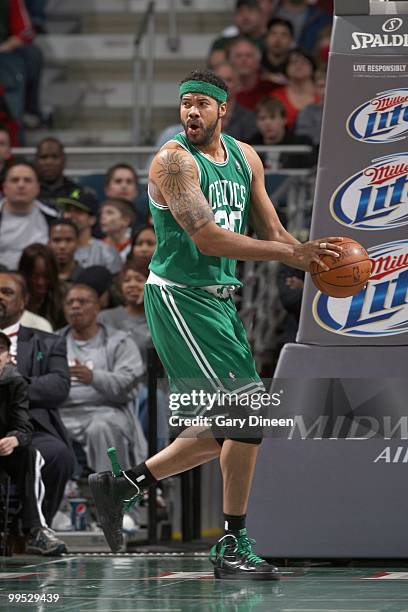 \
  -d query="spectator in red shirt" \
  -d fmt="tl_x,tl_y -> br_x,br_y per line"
270,47 -> 319,130
228,36 -> 278,111
0,0 -> 43,127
